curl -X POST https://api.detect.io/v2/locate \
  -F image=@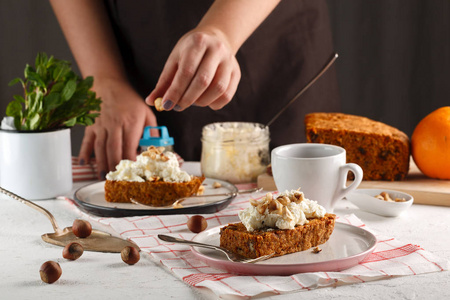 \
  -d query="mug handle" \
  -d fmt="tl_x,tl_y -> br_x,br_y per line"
333,163 -> 363,206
